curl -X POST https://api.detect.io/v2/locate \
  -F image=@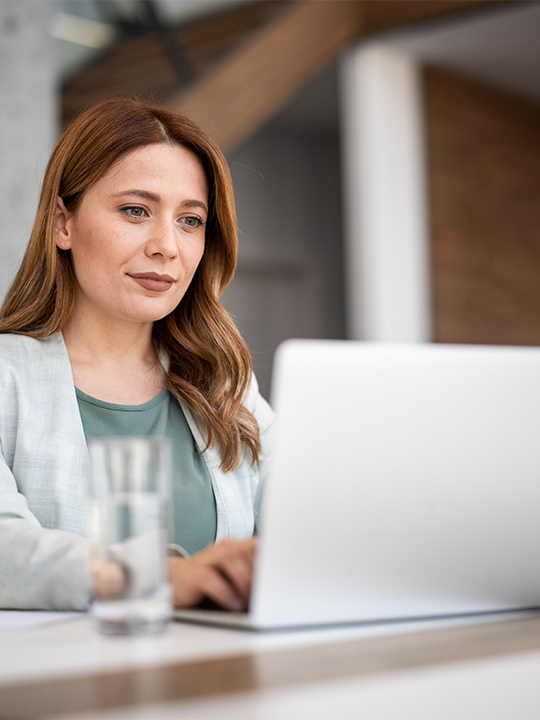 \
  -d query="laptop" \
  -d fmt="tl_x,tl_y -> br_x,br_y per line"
175,339 -> 540,630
